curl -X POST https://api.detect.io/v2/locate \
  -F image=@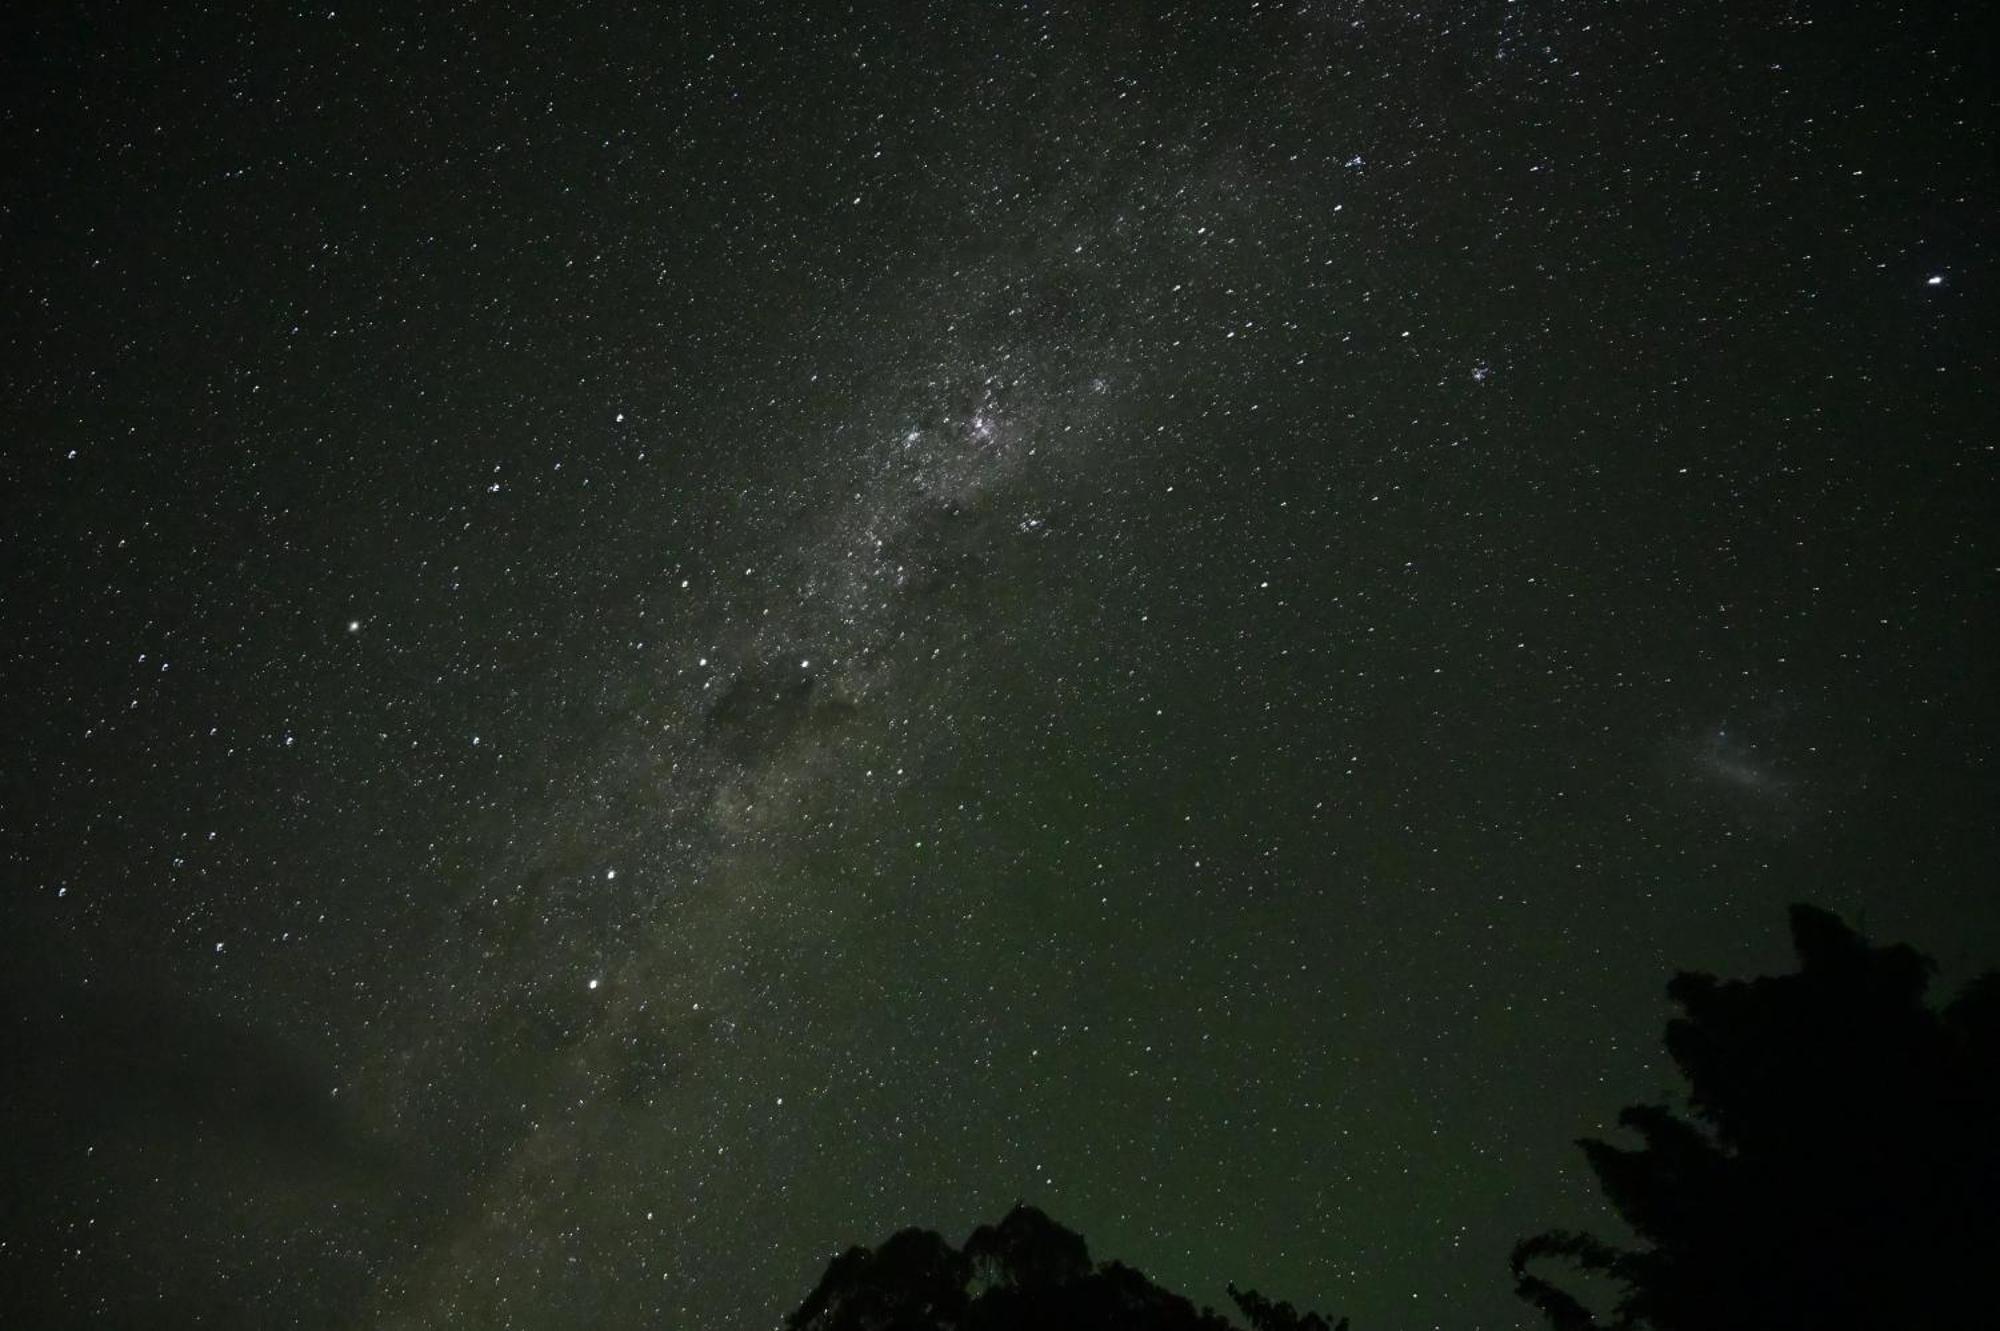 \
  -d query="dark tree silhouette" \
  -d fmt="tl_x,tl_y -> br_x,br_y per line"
1225,1281 -> 1348,1331
1514,904 -> 2000,1331
787,1226 -> 971,1331
787,1203 -> 1344,1331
